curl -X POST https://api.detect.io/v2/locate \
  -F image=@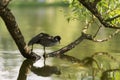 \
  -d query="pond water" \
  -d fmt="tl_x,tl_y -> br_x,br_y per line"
0,6 -> 120,80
